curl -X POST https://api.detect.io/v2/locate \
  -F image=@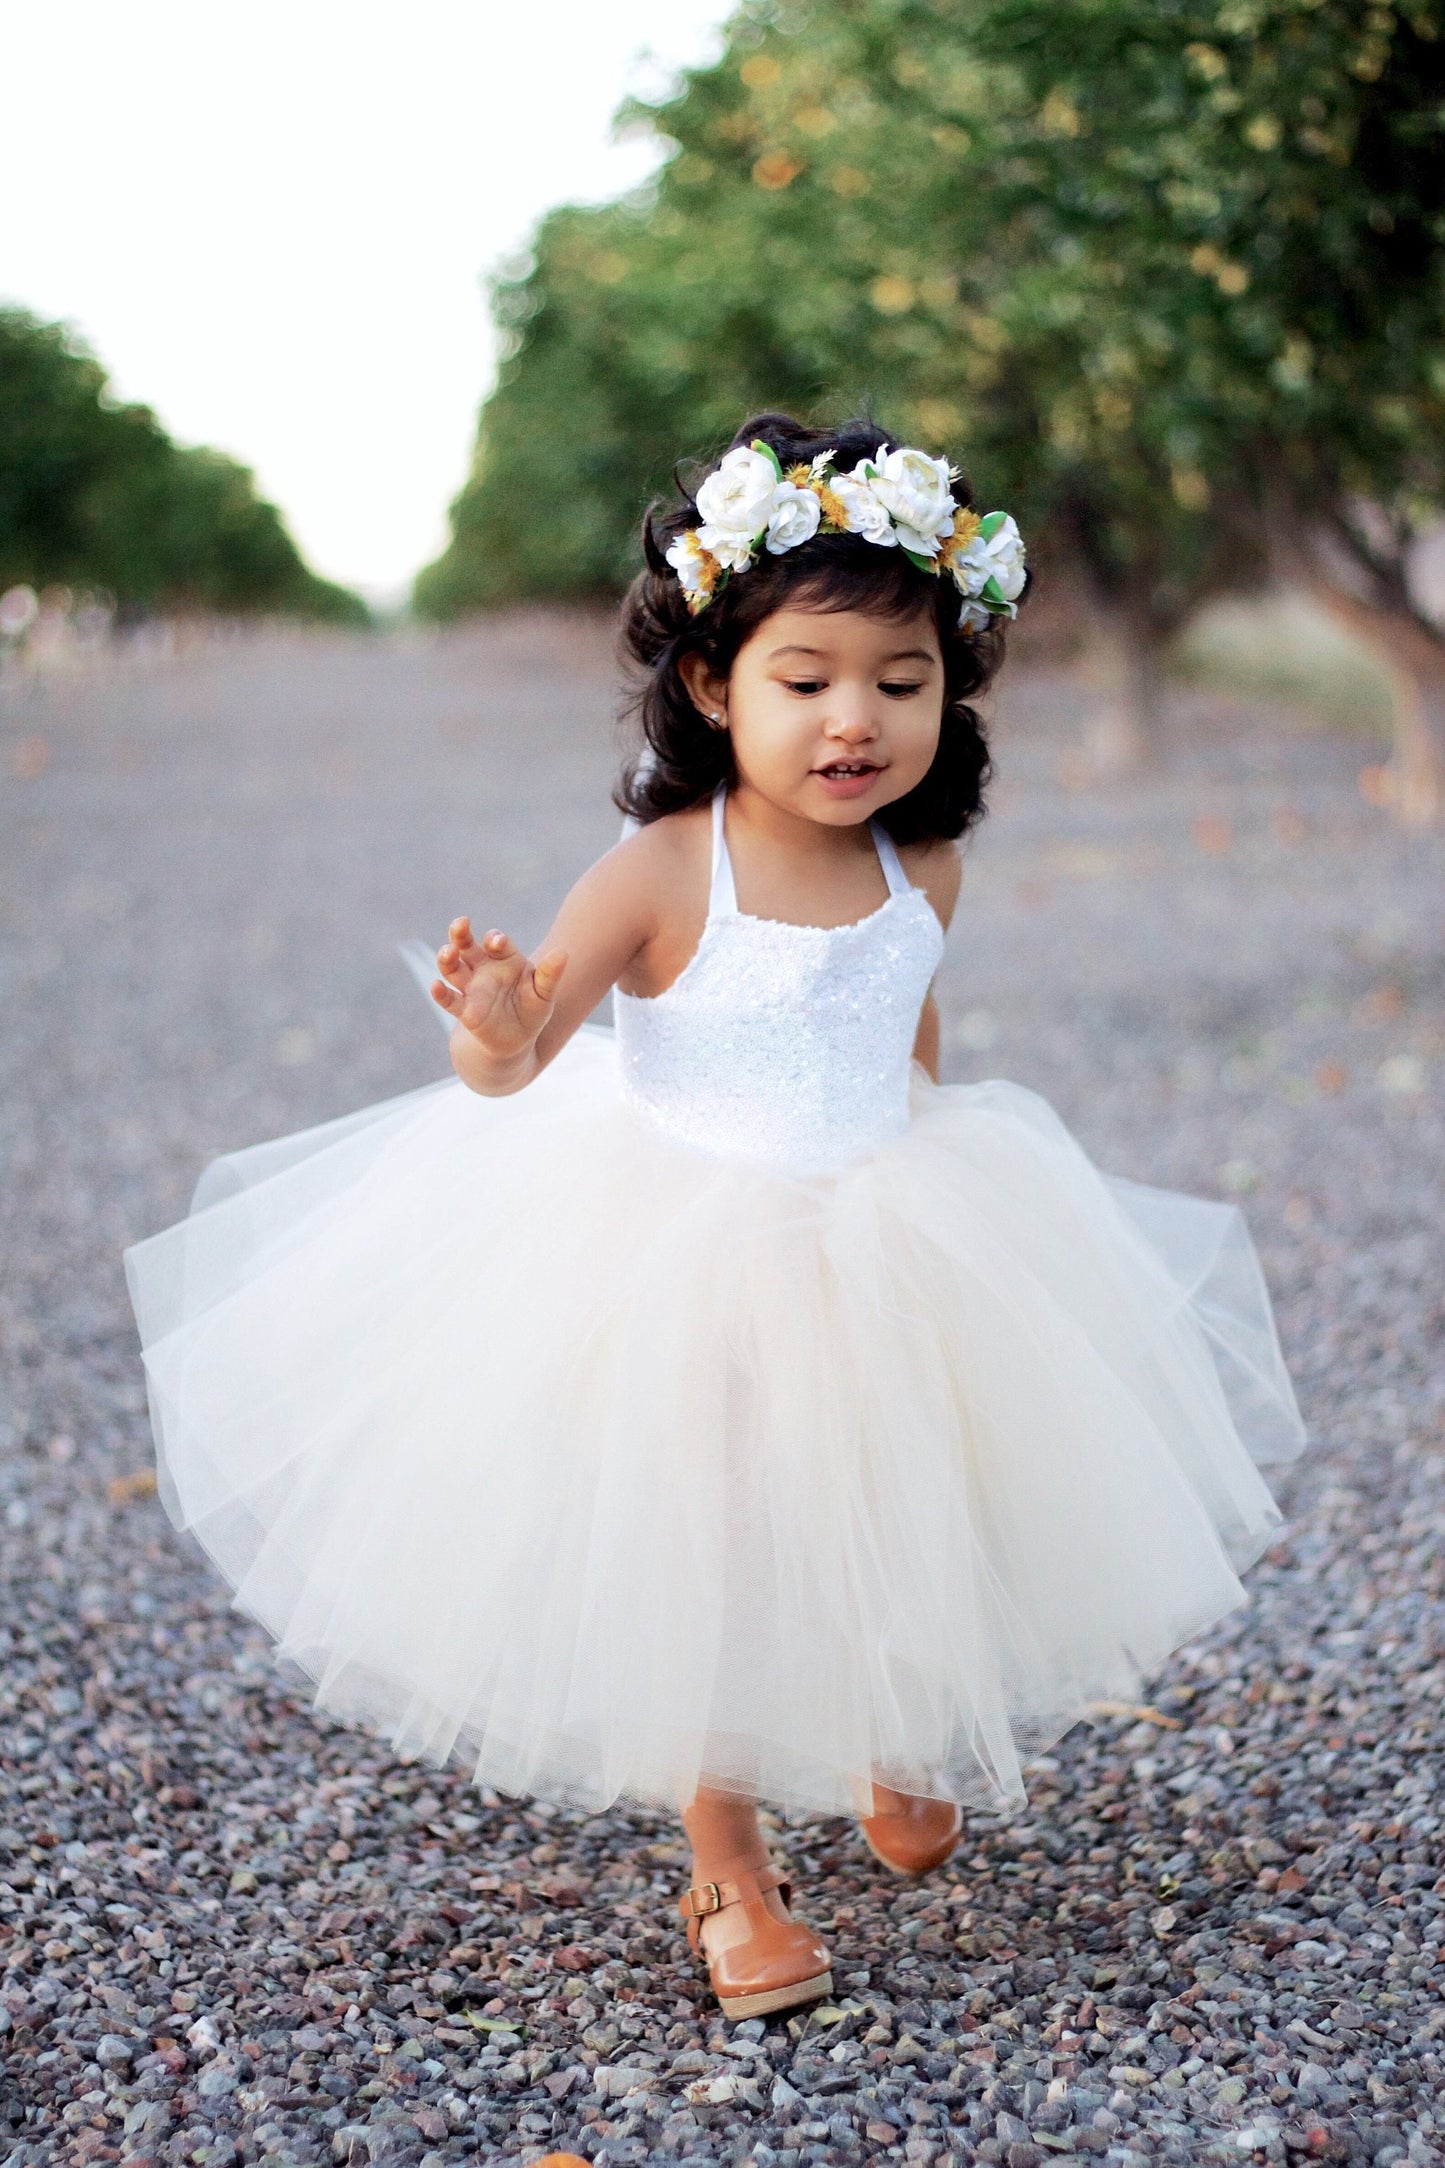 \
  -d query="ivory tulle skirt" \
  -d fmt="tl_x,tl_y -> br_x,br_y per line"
125,1029 -> 1305,1815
